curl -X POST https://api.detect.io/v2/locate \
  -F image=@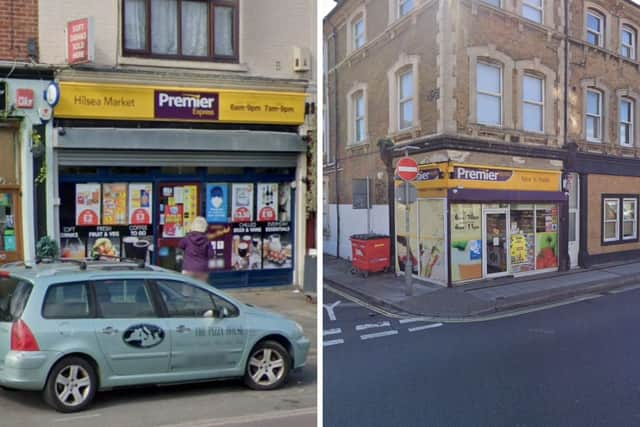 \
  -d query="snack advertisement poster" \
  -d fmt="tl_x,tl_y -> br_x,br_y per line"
102,183 -> 128,225
262,221 -> 292,269
231,183 -> 254,222
128,183 -> 152,225
76,183 -> 101,226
